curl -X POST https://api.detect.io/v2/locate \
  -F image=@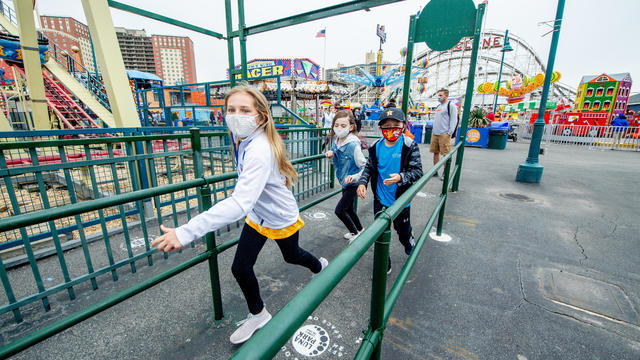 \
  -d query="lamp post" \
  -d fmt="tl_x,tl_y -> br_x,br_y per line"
516,0 -> 565,183
493,29 -> 513,113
